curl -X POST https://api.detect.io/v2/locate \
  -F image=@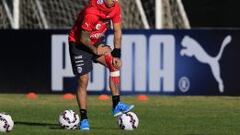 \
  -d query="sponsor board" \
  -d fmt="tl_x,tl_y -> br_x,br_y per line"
51,30 -> 240,95
0,30 -> 239,95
